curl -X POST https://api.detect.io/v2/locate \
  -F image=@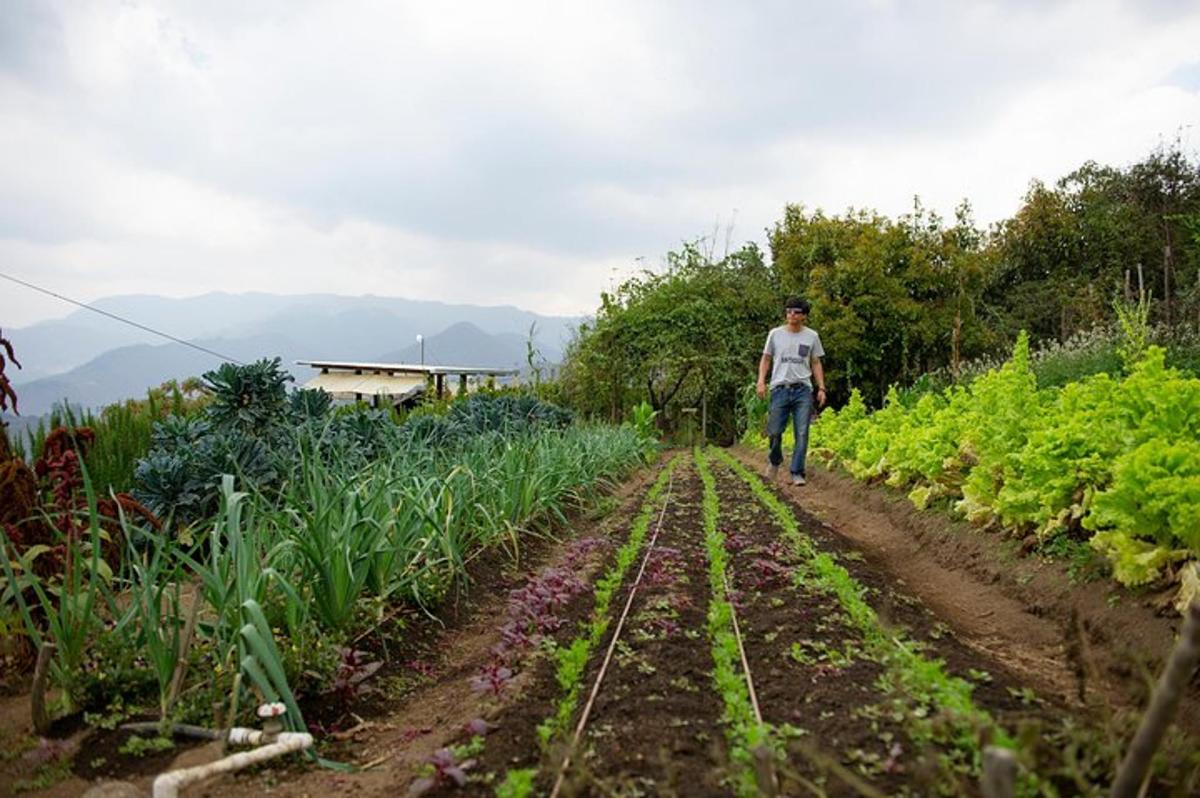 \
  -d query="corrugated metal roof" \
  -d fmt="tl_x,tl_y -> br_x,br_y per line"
304,372 -> 426,399
296,359 -> 519,376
